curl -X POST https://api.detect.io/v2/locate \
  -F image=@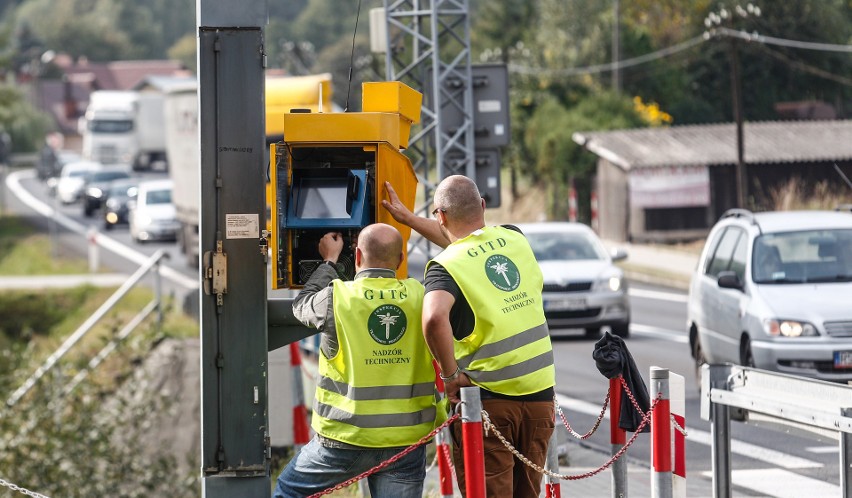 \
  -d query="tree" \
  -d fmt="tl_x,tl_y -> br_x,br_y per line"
0,83 -> 50,152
